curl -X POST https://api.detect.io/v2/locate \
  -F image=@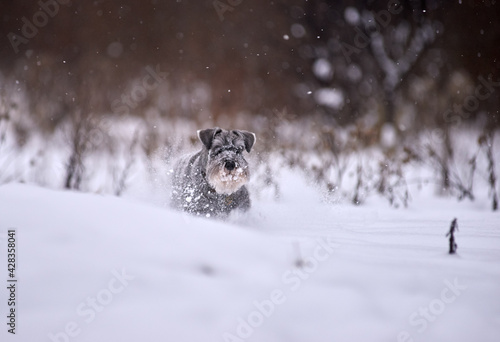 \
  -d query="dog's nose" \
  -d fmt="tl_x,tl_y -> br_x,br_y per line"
224,161 -> 236,171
